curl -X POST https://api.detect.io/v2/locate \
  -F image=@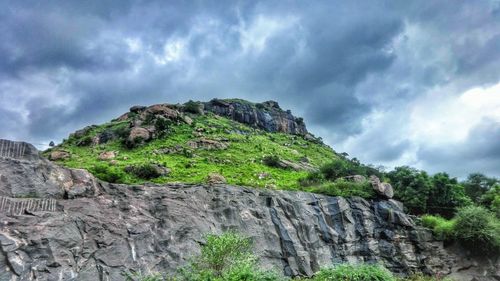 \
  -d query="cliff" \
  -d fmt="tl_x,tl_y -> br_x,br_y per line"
0,139 -> 475,281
